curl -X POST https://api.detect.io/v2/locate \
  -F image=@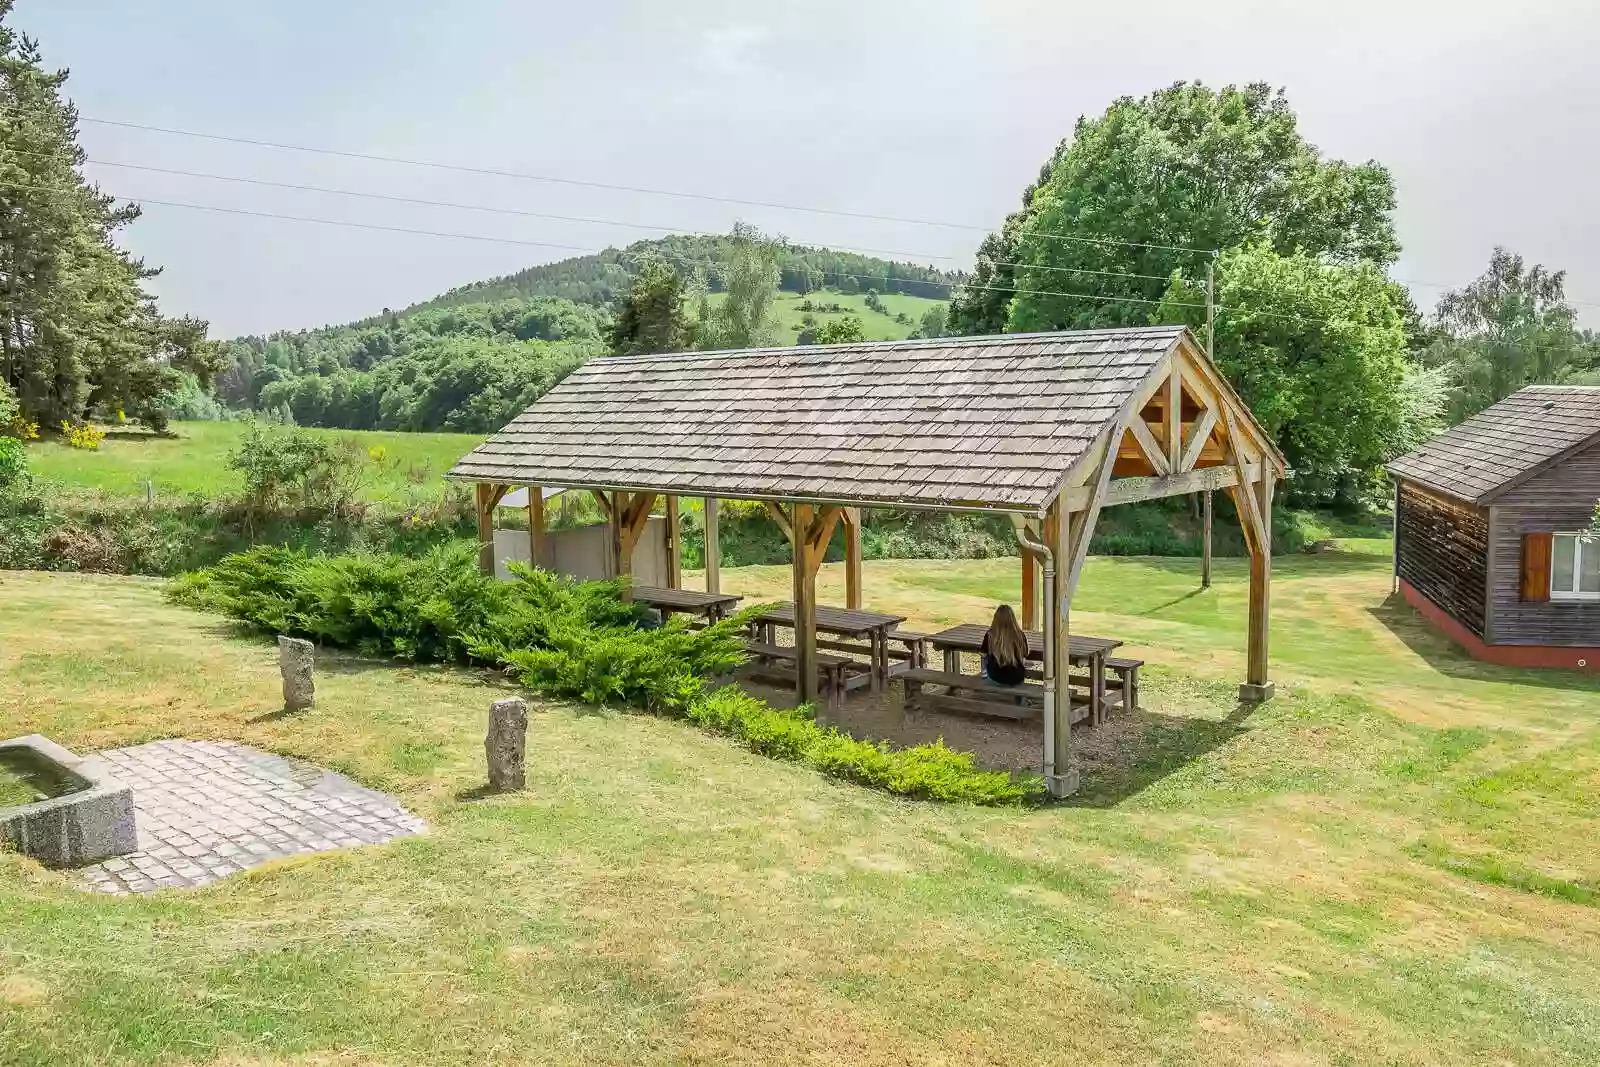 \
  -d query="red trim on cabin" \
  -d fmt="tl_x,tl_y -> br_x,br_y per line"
1399,578 -> 1600,671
